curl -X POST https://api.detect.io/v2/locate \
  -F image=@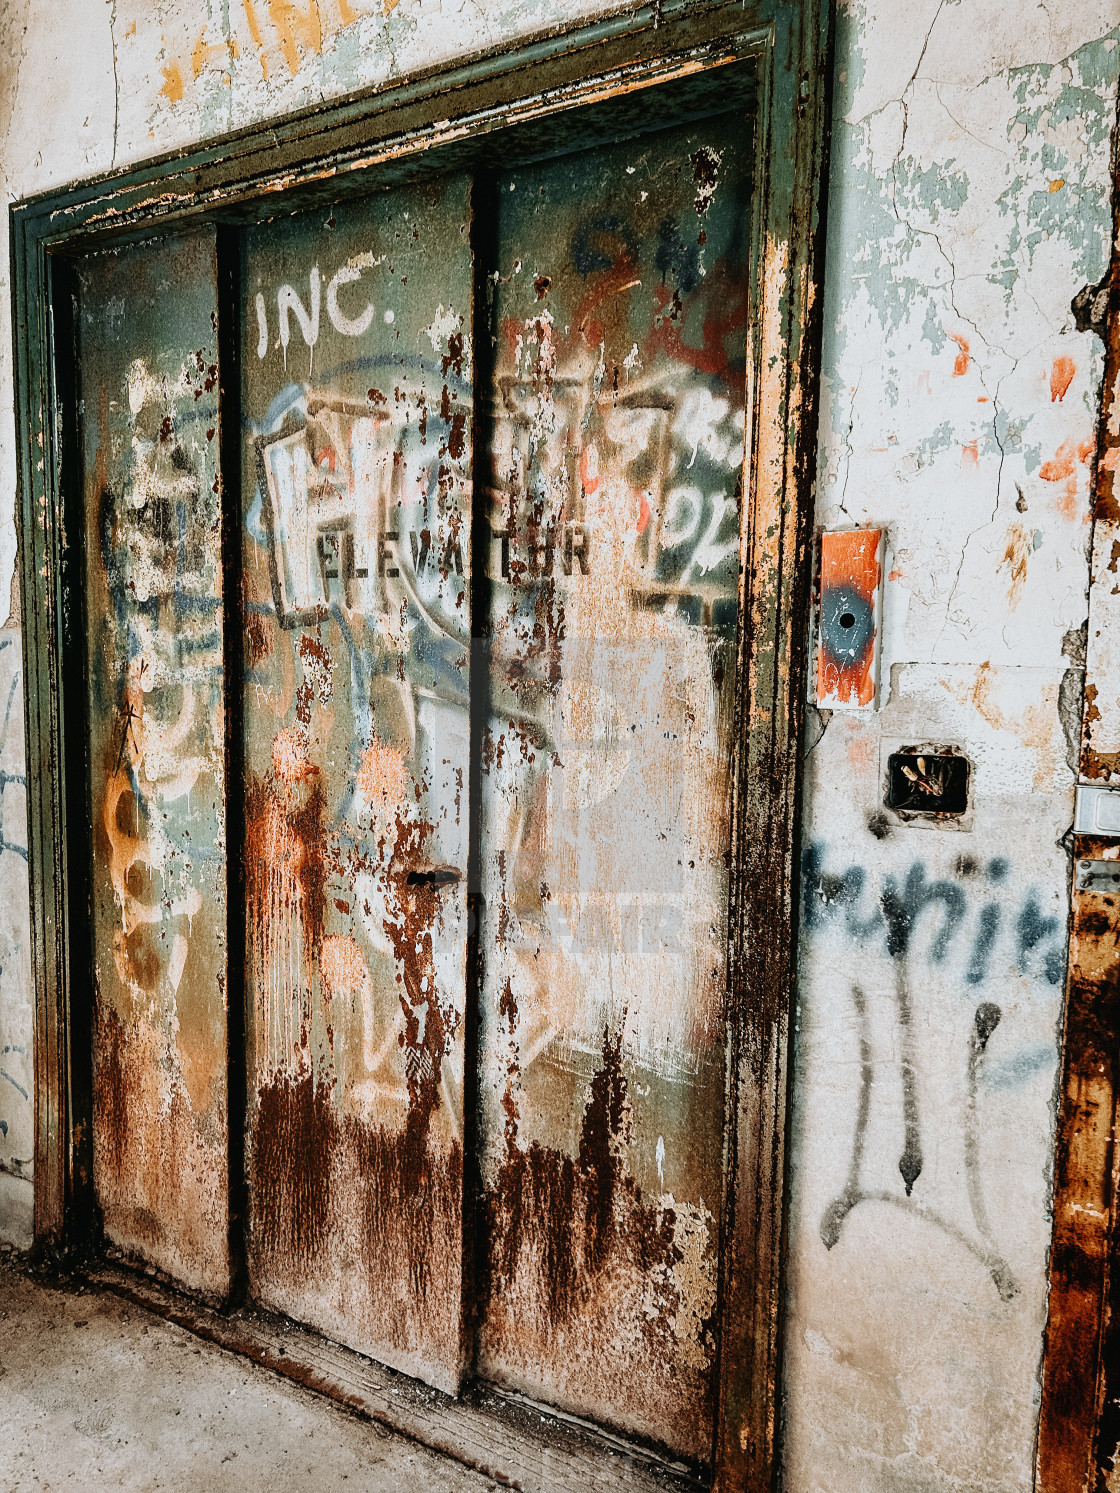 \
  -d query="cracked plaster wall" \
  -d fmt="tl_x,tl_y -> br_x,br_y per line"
0,0 -> 1115,1485
784,4 -> 1119,1492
